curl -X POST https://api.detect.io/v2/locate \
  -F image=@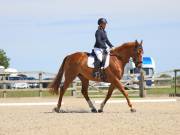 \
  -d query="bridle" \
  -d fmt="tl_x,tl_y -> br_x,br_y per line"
133,44 -> 143,67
